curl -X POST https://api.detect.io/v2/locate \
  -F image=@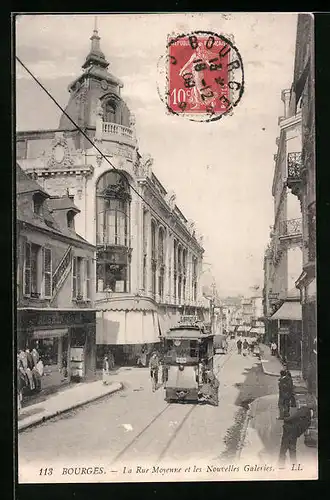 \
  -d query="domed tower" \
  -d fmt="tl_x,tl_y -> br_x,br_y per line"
59,18 -> 133,151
